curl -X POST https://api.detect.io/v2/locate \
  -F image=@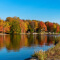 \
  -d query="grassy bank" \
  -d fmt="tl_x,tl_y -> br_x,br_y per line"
32,42 -> 60,60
